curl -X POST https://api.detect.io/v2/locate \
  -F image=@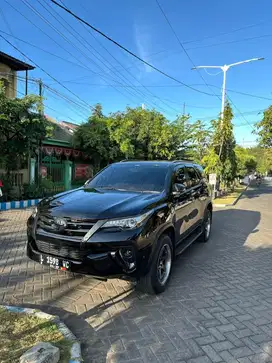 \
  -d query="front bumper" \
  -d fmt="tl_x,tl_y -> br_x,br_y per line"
27,238 -> 138,279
